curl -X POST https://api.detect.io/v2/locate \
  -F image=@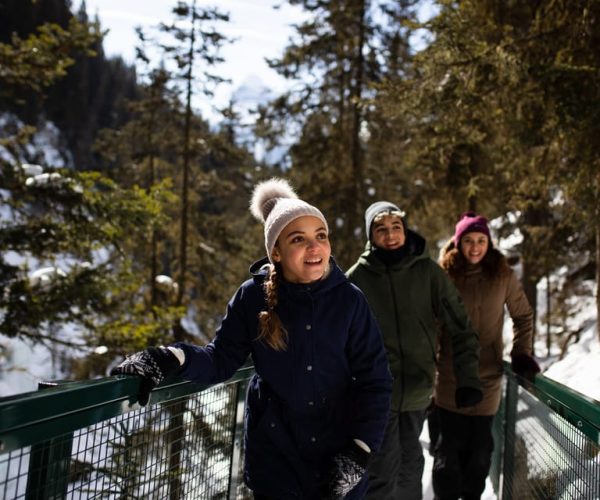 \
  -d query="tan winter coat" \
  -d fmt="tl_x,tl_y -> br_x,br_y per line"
434,246 -> 533,416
